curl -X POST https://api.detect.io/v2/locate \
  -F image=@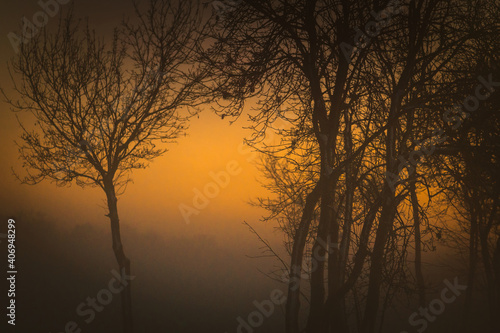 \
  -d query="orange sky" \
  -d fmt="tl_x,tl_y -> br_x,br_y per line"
0,0 -> 285,259
0,3 -> 476,333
